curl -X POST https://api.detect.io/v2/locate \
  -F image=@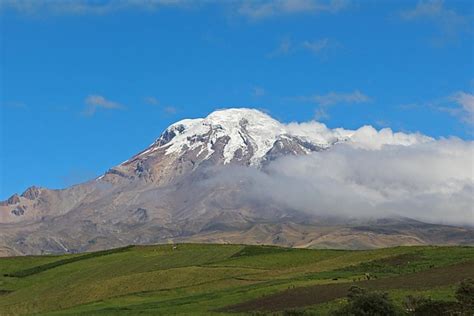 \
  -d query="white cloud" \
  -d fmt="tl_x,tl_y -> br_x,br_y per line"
346,125 -> 432,149
301,38 -> 342,59
203,124 -> 473,226
1,0 -> 350,17
302,38 -> 330,54
435,91 -> 474,125
401,0 -> 461,20
268,37 -> 341,58
83,95 -> 123,116
450,92 -> 474,124
400,0 -> 468,39
163,106 -> 178,114
238,0 -> 350,20
0,0 -> 192,15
